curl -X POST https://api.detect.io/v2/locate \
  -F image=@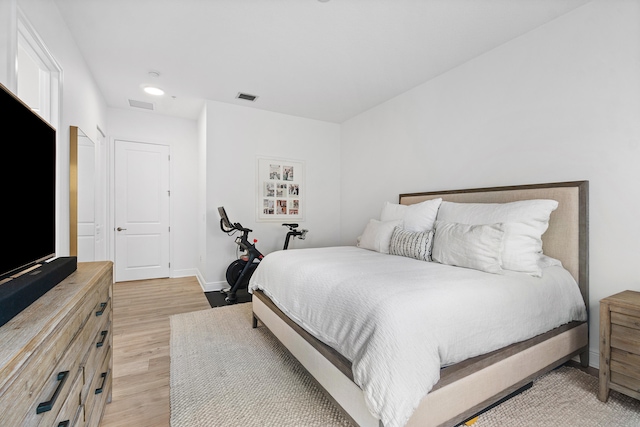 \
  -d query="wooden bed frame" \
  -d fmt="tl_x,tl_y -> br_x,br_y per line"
252,181 -> 589,427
